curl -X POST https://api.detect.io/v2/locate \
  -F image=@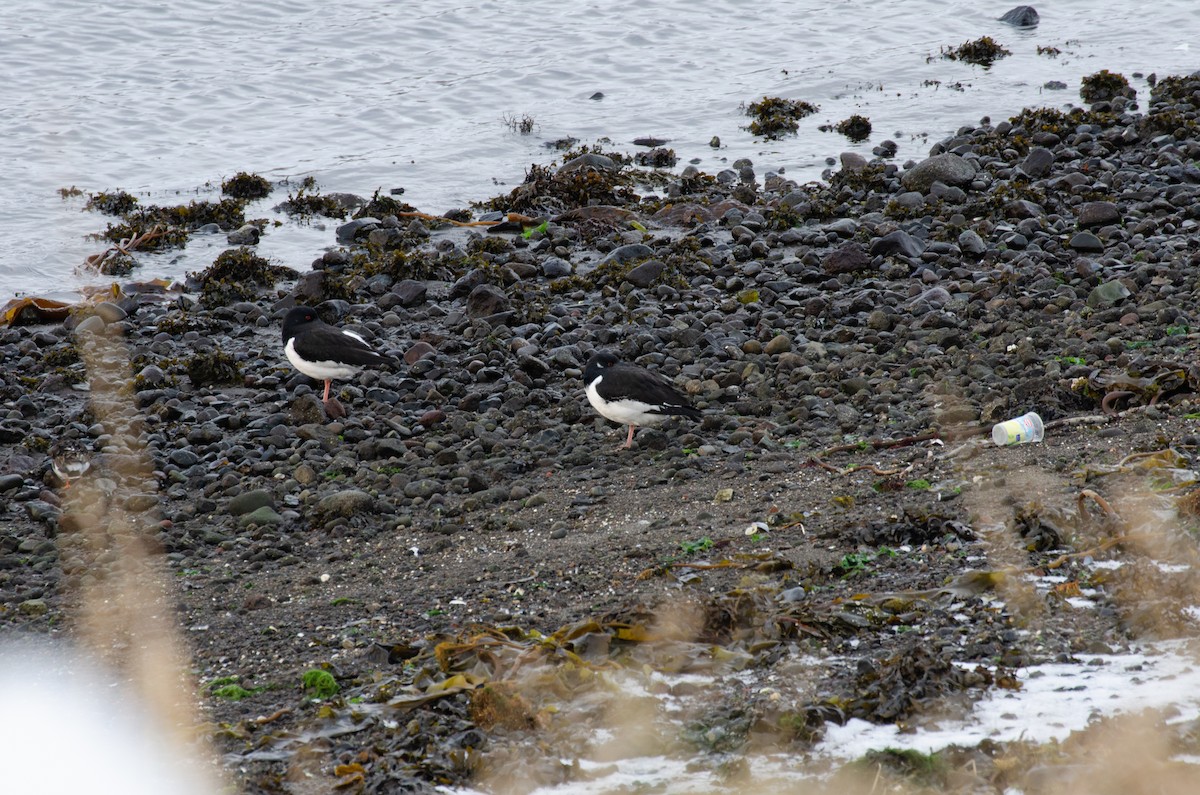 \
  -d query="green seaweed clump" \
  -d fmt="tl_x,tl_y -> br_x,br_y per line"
42,344 -> 81,367
1010,106 -> 1077,136
829,161 -> 889,193
85,190 -> 140,216
93,250 -> 138,276
765,201 -> 806,232
743,96 -> 819,139
548,275 -> 590,294
139,198 -> 247,231
212,684 -> 256,701
1080,69 -> 1135,103
96,197 -> 249,252
186,347 -> 242,387
835,115 -> 872,142
468,683 -> 536,731
221,172 -> 272,200
354,188 -> 417,220
847,748 -> 948,790
633,147 -> 677,168
209,676 -> 264,701
1139,108 -> 1199,139
1149,73 -> 1200,109
467,235 -> 515,257
276,176 -> 349,219
476,161 -> 638,216
968,105 -> 1121,157
302,668 -> 339,699
352,247 -> 457,283
942,36 -> 1011,67
193,247 -> 298,308
95,222 -> 188,251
